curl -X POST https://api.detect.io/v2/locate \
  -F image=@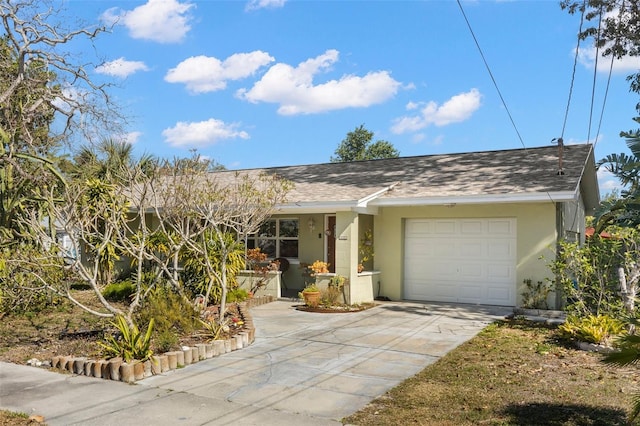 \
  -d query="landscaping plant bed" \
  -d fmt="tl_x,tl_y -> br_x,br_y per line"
0,290 -> 260,367
295,303 -> 376,313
